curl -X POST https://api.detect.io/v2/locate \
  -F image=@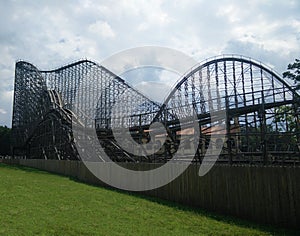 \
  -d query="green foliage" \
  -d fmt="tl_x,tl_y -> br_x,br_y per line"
0,163 -> 293,235
283,58 -> 300,89
270,106 -> 299,150
274,106 -> 298,132
0,125 -> 12,155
